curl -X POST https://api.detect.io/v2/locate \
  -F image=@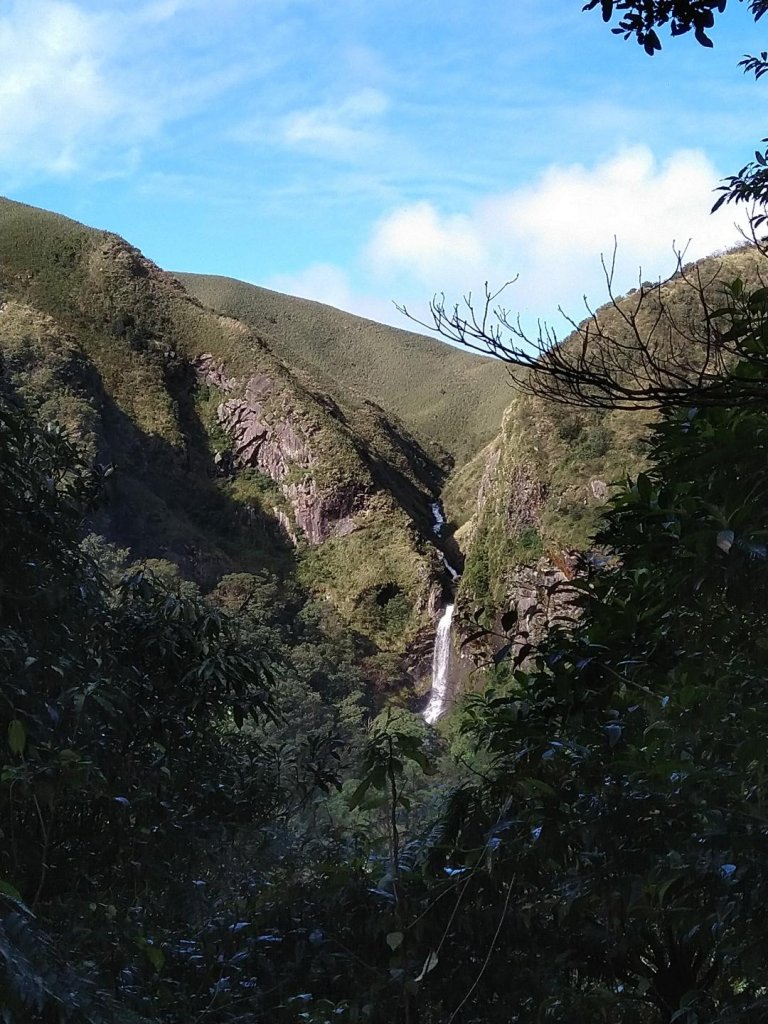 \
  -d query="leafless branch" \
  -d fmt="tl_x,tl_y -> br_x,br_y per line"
399,242 -> 768,410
